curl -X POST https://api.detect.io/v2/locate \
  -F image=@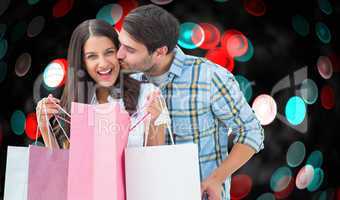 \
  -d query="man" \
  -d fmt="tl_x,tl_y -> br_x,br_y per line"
117,4 -> 264,200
